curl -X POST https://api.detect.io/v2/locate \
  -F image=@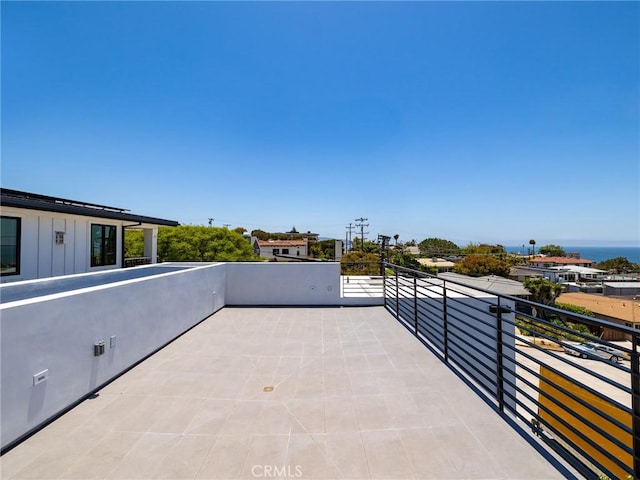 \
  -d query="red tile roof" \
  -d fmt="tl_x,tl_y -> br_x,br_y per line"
530,256 -> 595,265
257,240 -> 307,247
